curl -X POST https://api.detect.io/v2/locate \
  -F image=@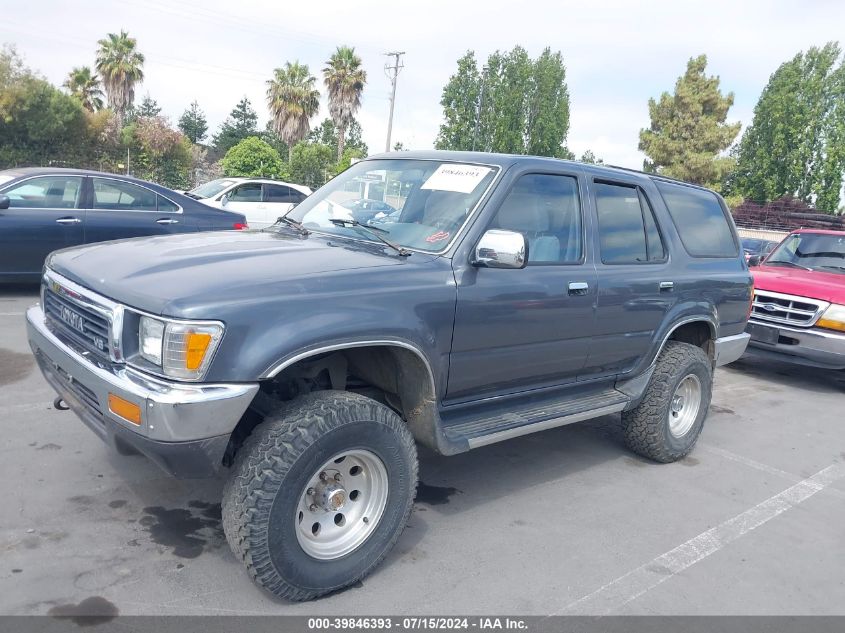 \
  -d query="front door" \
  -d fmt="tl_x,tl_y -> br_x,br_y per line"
223,182 -> 264,226
0,175 -> 85,279
447,171 -> 597,402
